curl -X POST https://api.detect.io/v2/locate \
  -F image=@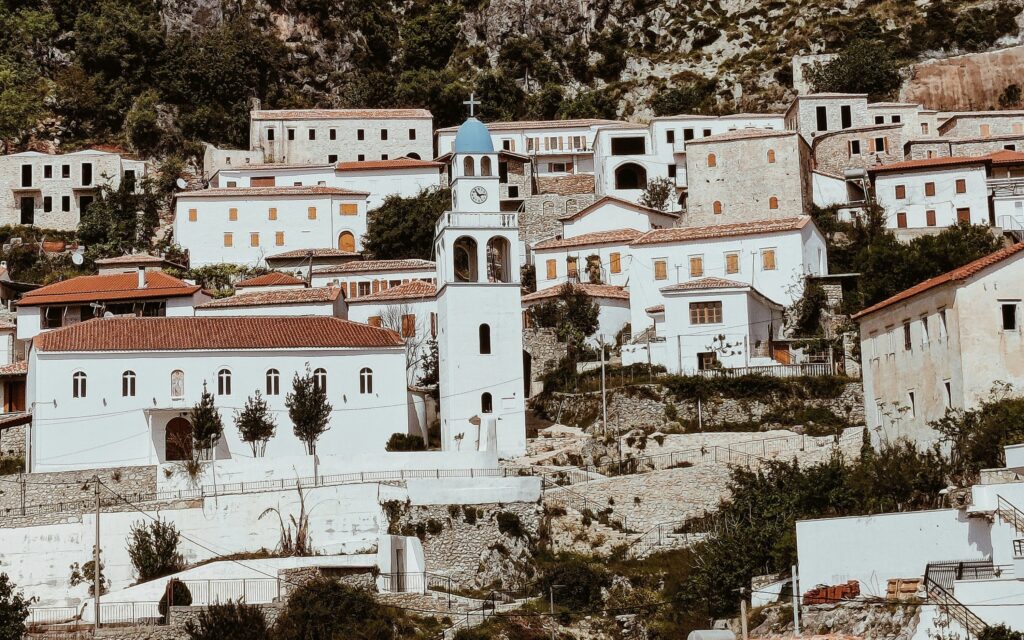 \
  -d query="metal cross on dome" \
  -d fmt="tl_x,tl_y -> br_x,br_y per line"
463,93 -> 480,117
